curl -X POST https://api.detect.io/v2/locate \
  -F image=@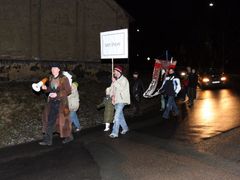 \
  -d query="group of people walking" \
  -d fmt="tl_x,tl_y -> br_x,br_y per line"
39,64 -> 132,146
38,63 -> 198,145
